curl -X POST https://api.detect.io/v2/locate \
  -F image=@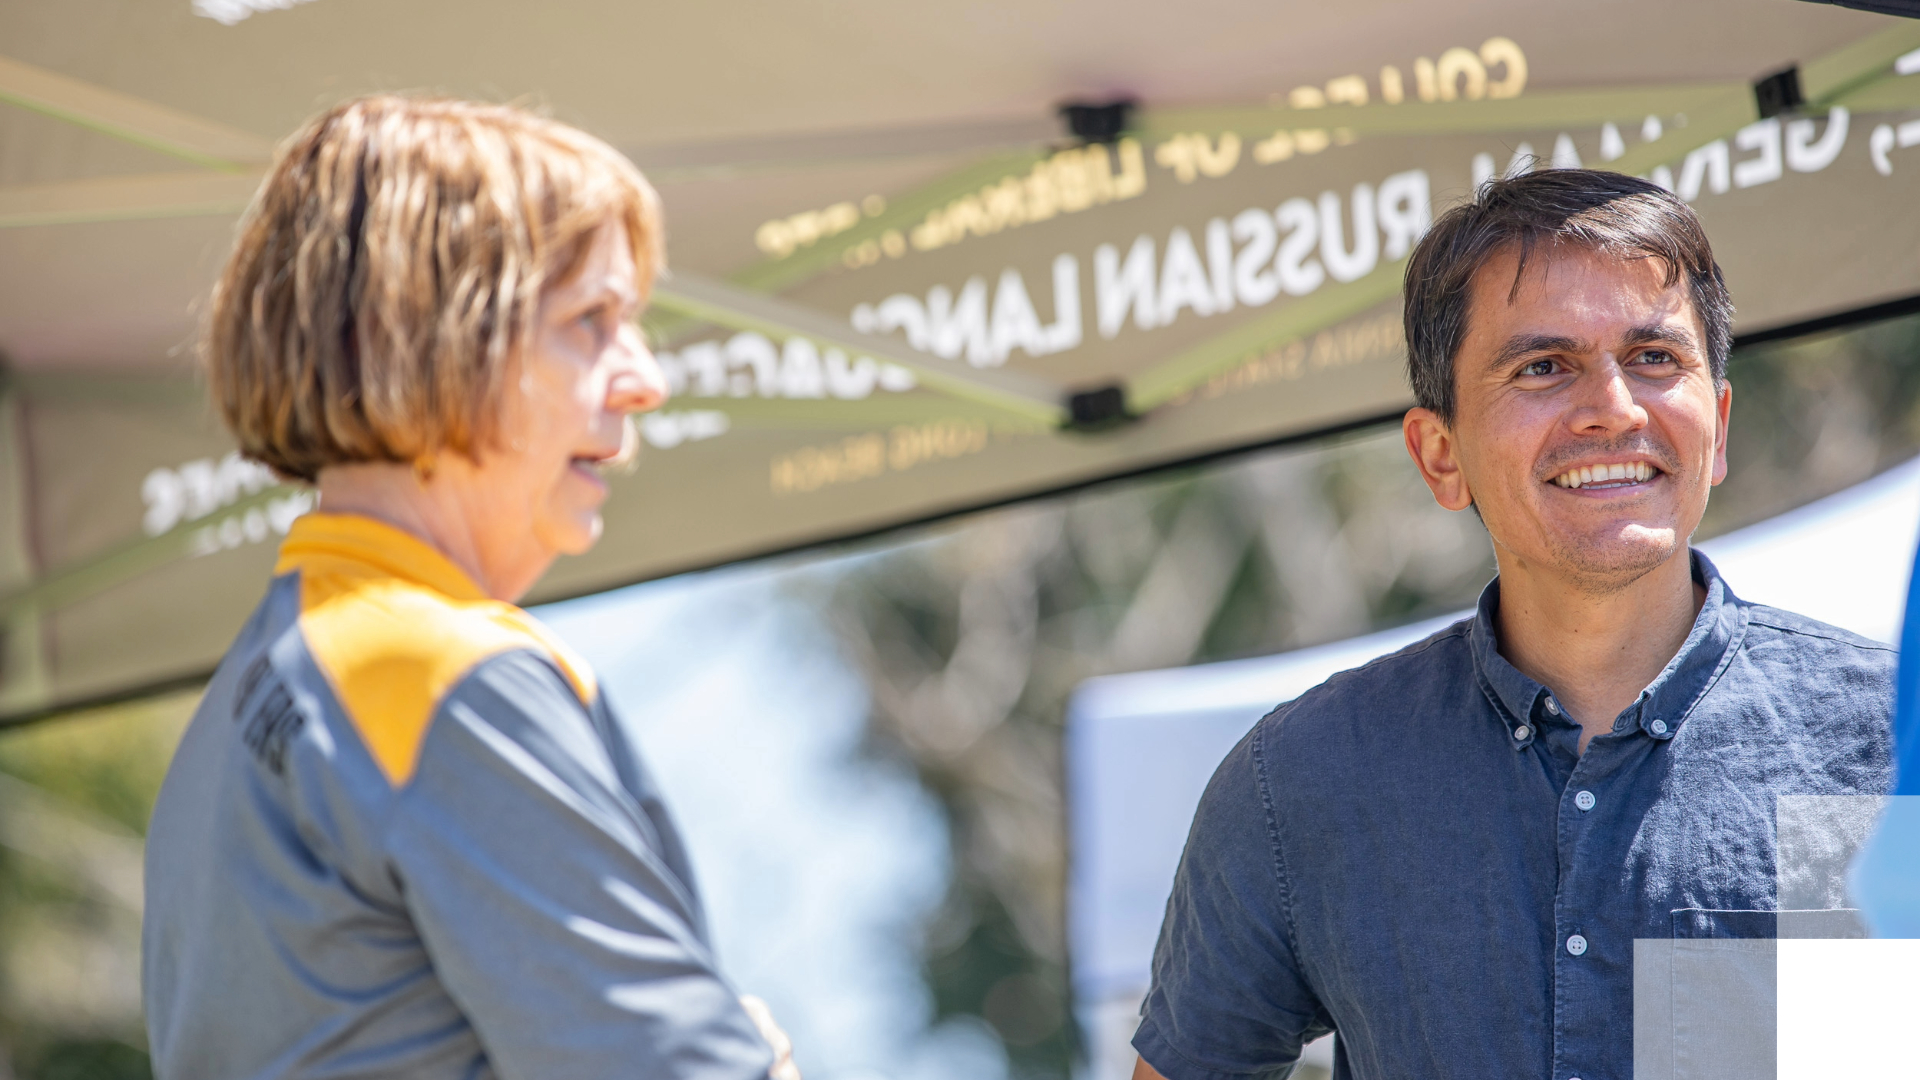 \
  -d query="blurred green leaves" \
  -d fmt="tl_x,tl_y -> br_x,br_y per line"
0,691 -> 194,1079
